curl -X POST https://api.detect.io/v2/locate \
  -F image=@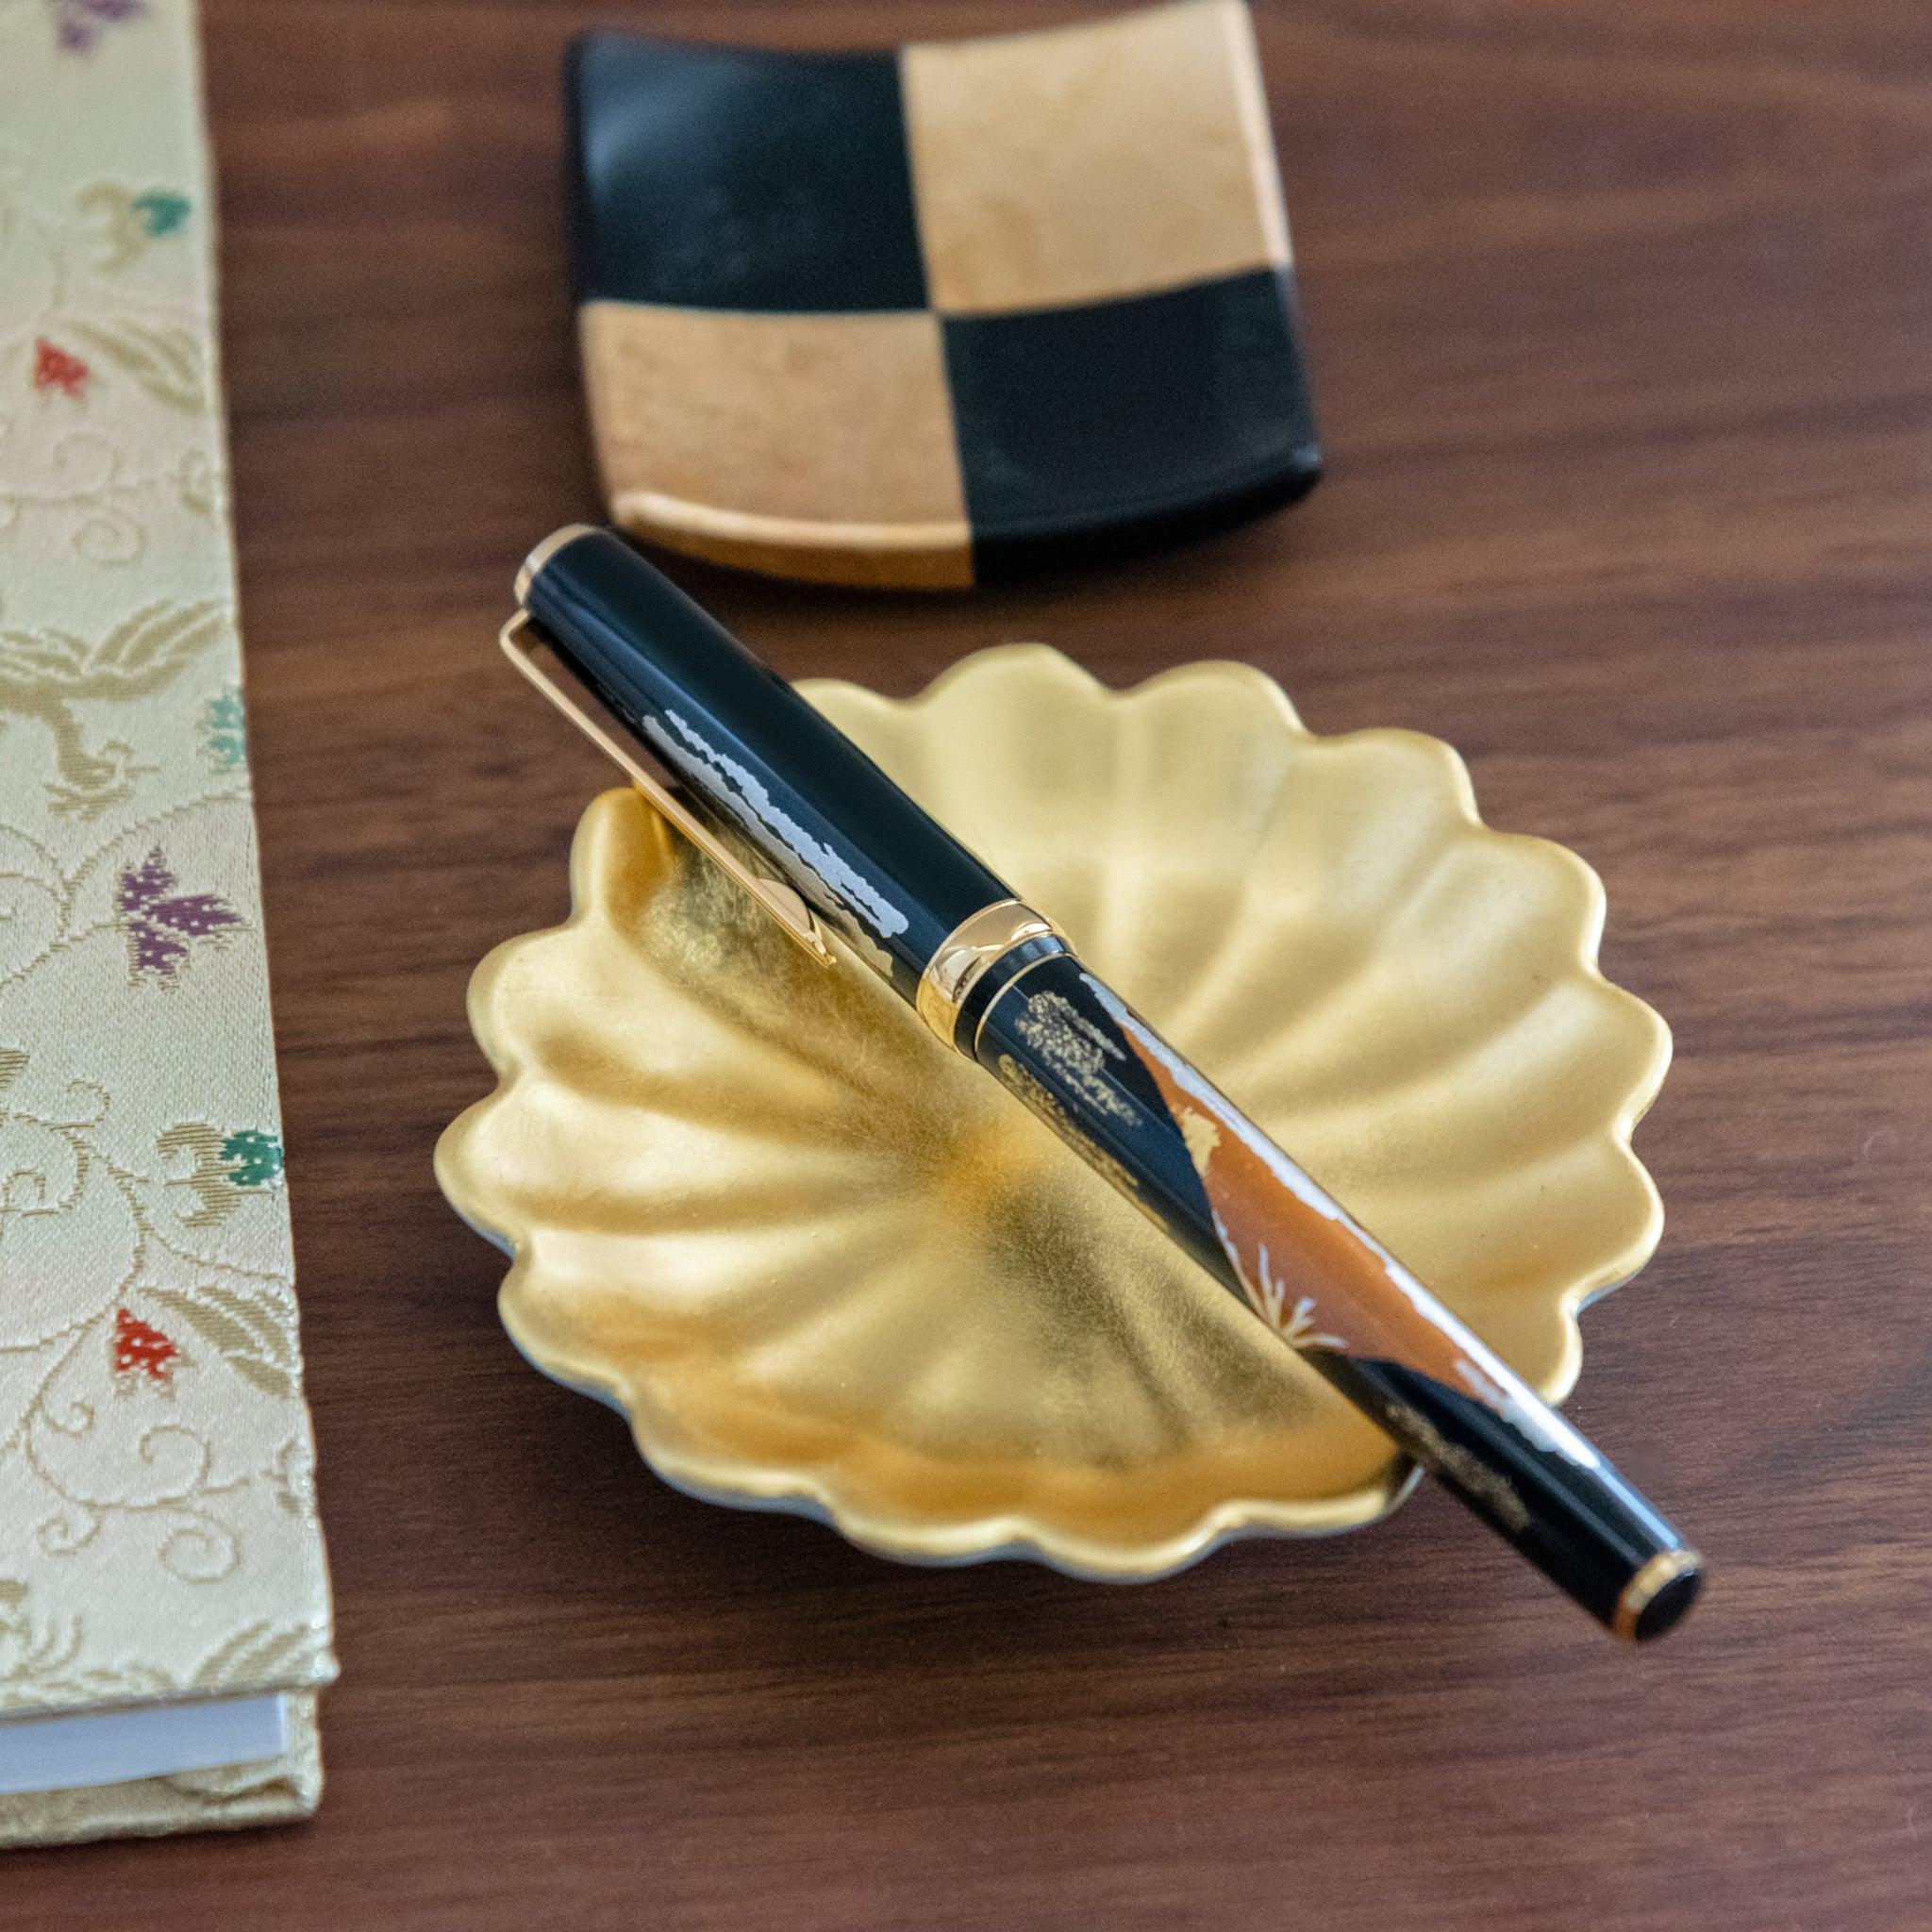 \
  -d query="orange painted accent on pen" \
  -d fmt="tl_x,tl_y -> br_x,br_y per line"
1123,1035 -> 1491,1397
